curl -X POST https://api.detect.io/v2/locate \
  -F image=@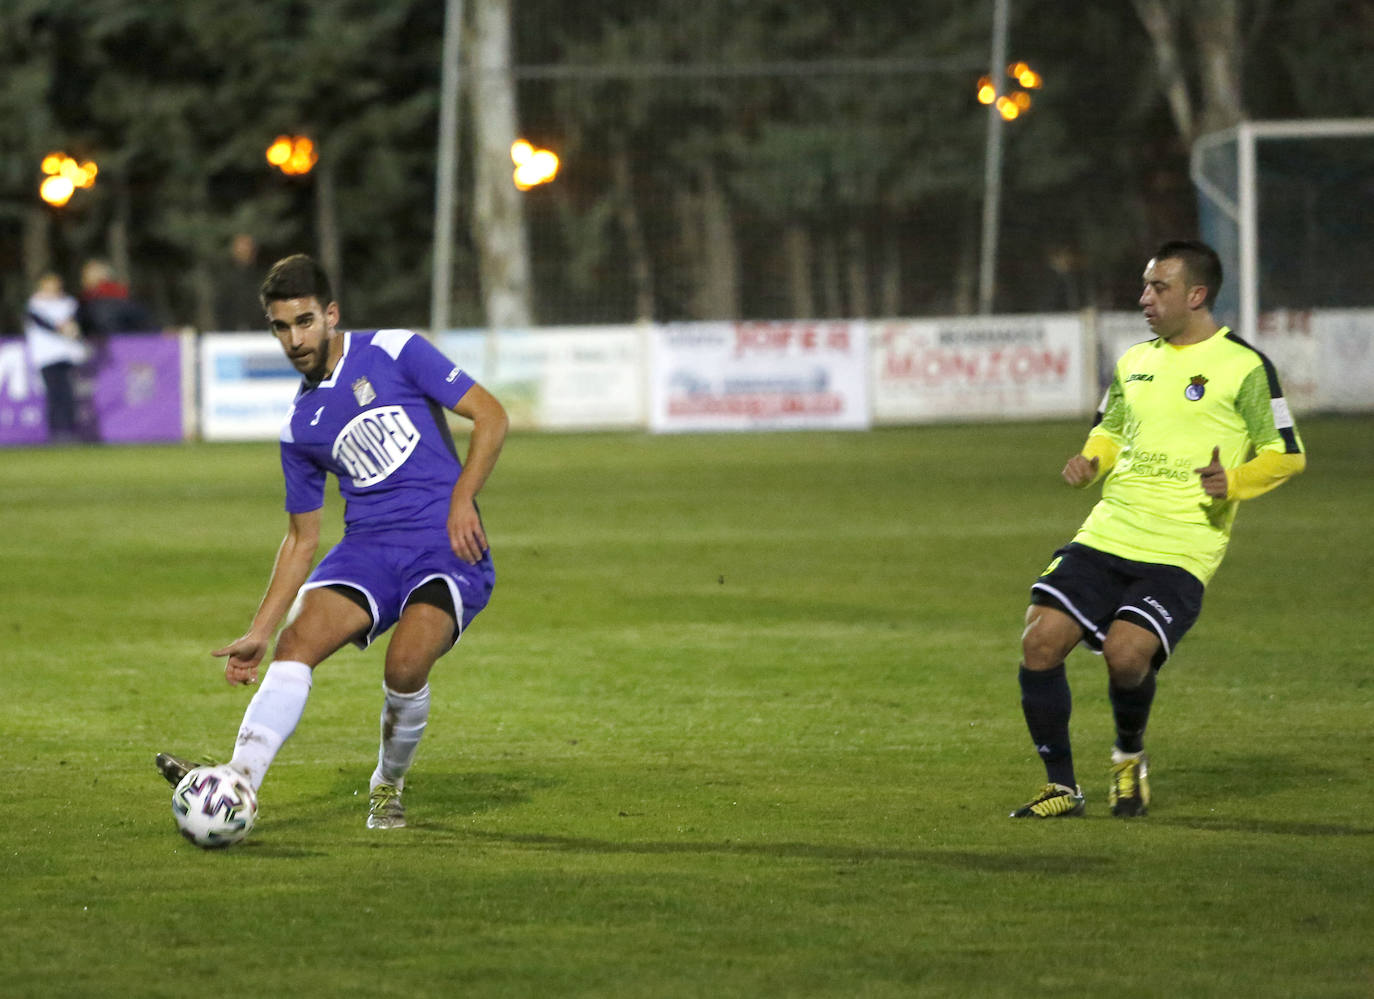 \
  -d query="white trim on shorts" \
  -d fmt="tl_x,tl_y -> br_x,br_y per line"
297,578 -> 383,649
405,573 -> 468,649
1117,604 -> 1173,659
1030,581 -> 1107,647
